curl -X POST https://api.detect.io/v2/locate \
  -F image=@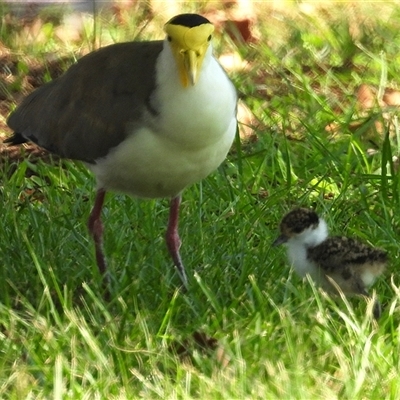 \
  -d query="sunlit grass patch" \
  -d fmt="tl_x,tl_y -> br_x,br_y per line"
1,1 -> 400,398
